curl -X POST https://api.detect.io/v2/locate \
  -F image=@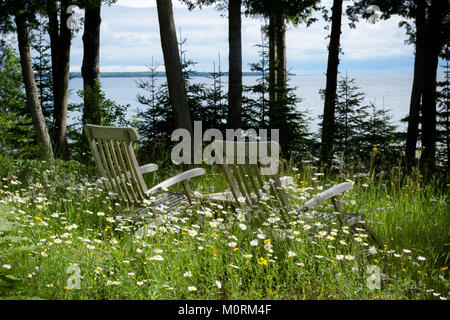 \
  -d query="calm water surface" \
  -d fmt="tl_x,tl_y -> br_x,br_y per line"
68,74 -> 415,132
